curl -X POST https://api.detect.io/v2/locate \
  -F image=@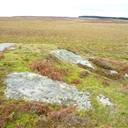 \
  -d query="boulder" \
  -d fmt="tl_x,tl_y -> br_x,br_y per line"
50,49 -> 94,69
0,43 -> 15,52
